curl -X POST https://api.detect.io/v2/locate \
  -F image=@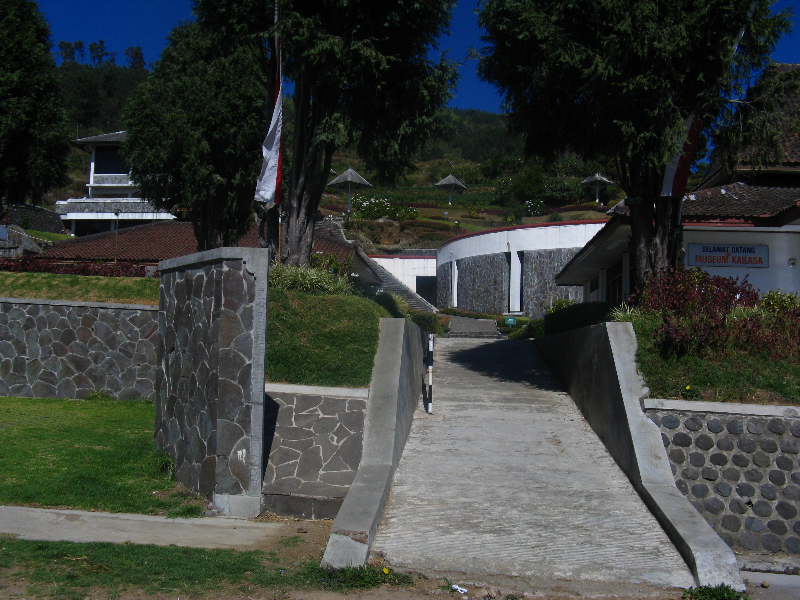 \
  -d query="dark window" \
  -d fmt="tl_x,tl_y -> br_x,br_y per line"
606,259 -> 624,305
94,146 -> 127,174
416,276 -> 437,305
